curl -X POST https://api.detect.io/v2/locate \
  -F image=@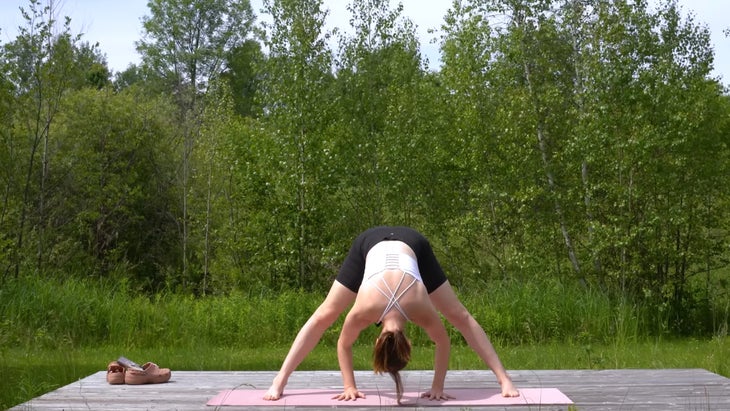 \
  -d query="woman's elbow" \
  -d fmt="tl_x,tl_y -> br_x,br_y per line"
431,332 -> 450,348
